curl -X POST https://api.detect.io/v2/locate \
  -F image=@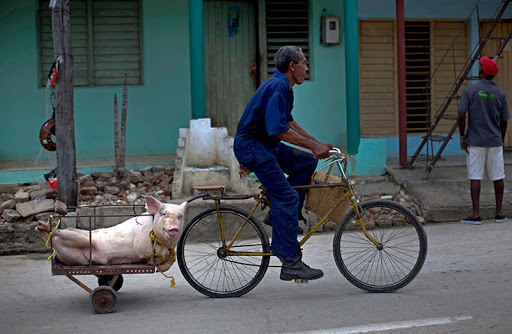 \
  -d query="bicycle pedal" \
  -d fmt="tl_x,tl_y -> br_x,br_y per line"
294,279 -> 309,284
